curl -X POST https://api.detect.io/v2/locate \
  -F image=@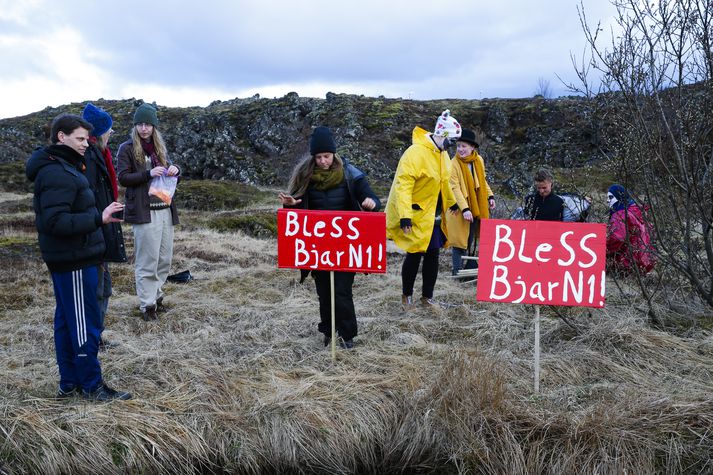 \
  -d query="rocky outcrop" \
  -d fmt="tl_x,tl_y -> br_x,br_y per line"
0,93 -> 603,194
